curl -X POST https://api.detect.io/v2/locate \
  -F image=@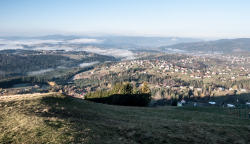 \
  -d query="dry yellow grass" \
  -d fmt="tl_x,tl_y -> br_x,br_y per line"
1,93 -> 250,143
